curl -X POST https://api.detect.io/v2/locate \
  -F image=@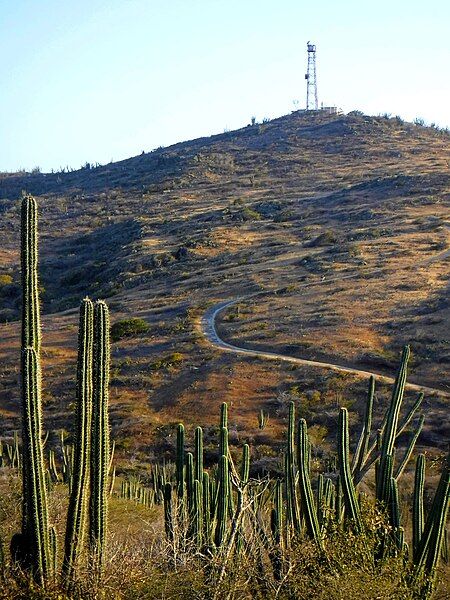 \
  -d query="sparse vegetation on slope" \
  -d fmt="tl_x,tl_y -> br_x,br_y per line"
0,110 -> 449,490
